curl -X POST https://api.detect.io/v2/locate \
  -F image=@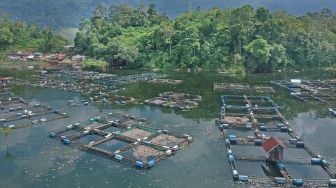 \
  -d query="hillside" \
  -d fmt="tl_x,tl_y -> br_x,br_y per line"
1,0 -> 336,30
72,4 -> 336,73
